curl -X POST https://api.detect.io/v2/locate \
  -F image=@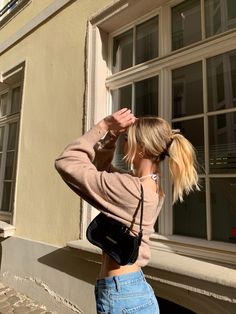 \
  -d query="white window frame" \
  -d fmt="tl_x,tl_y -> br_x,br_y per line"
83,0 -> 236,266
